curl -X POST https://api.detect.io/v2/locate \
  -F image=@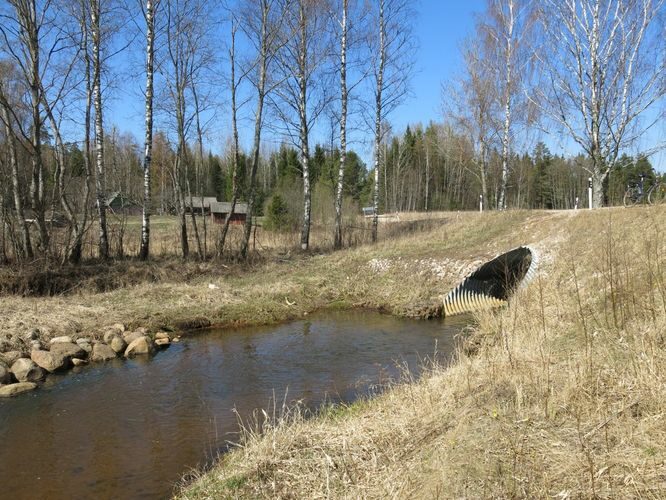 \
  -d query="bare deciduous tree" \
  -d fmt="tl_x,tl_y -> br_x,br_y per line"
139,0 -> 158,260
537,0 -> 665,207
368,0 -> 414,243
